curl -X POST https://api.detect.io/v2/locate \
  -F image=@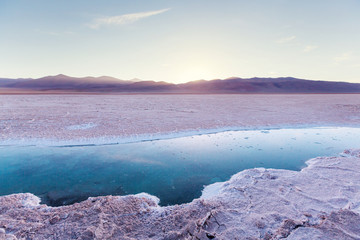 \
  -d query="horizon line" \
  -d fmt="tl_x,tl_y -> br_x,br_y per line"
0,74 -> 352,84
